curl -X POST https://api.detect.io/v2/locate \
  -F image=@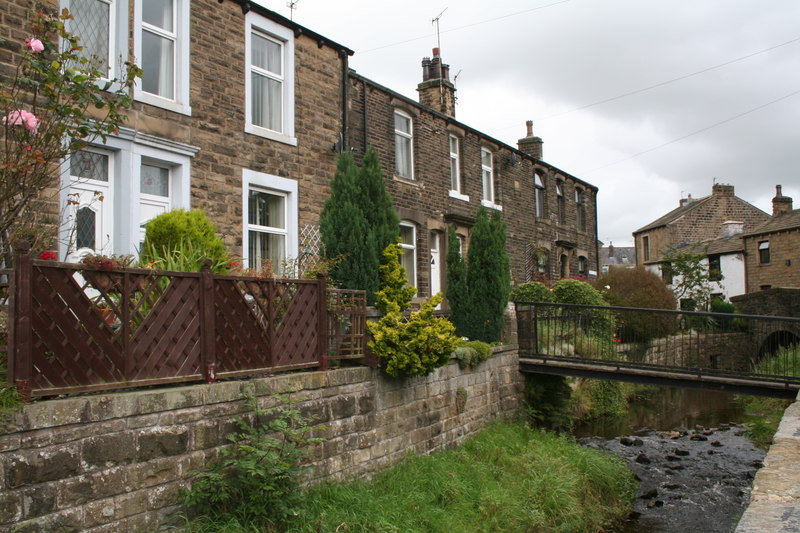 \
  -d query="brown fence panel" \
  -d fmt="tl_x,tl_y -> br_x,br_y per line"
327,289 -> 367,361
272,281 -> 321,369
126,275 -> 202,381
30,263 -> 126,391
213,277 -> 273,375
6,250 -> 369,397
